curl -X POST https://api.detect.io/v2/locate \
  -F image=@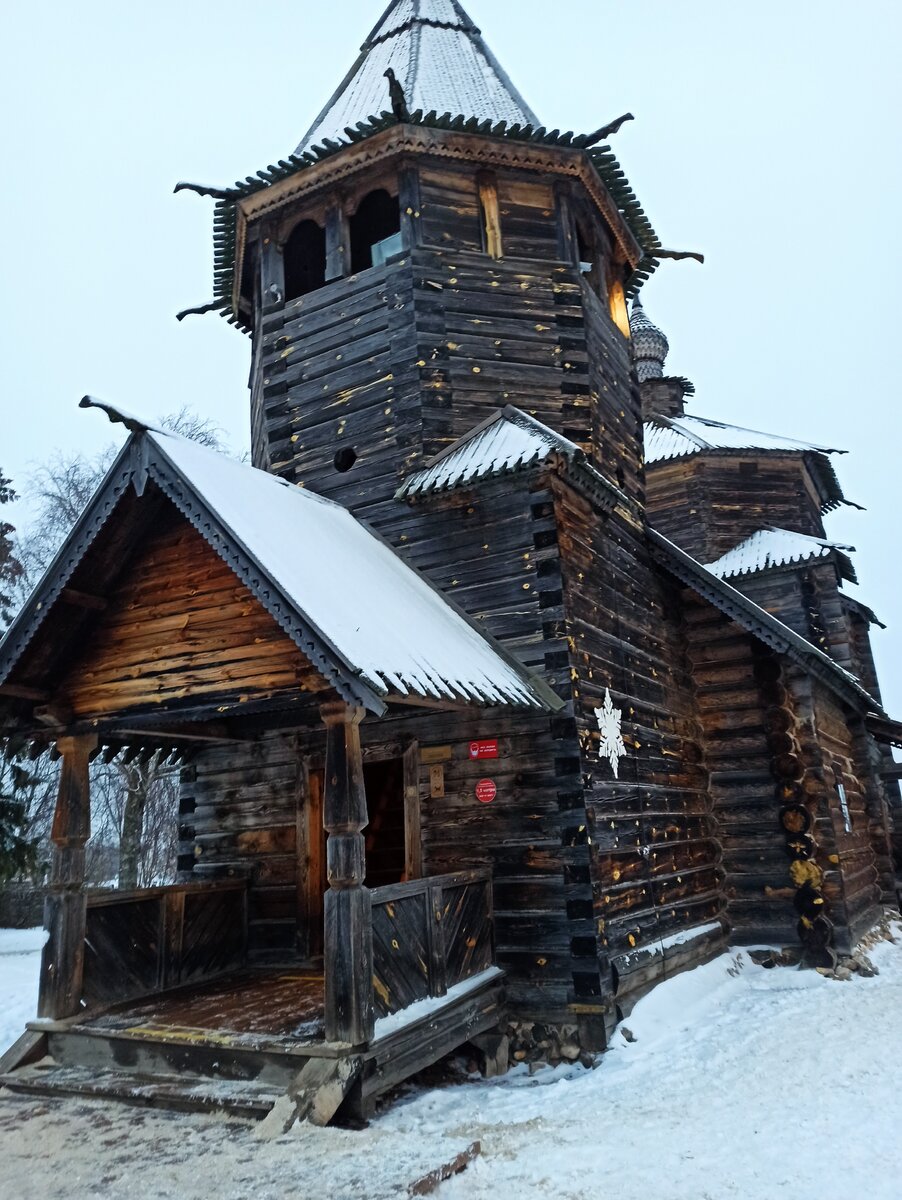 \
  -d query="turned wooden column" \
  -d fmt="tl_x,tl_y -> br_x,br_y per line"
321,703 -> 374,1046
38,734 -> 97,1020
